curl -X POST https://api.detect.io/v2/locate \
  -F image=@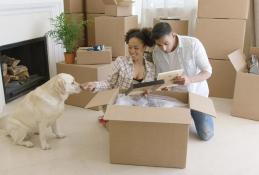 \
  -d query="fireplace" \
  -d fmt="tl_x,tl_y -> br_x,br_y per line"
0,37 -> 50,103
